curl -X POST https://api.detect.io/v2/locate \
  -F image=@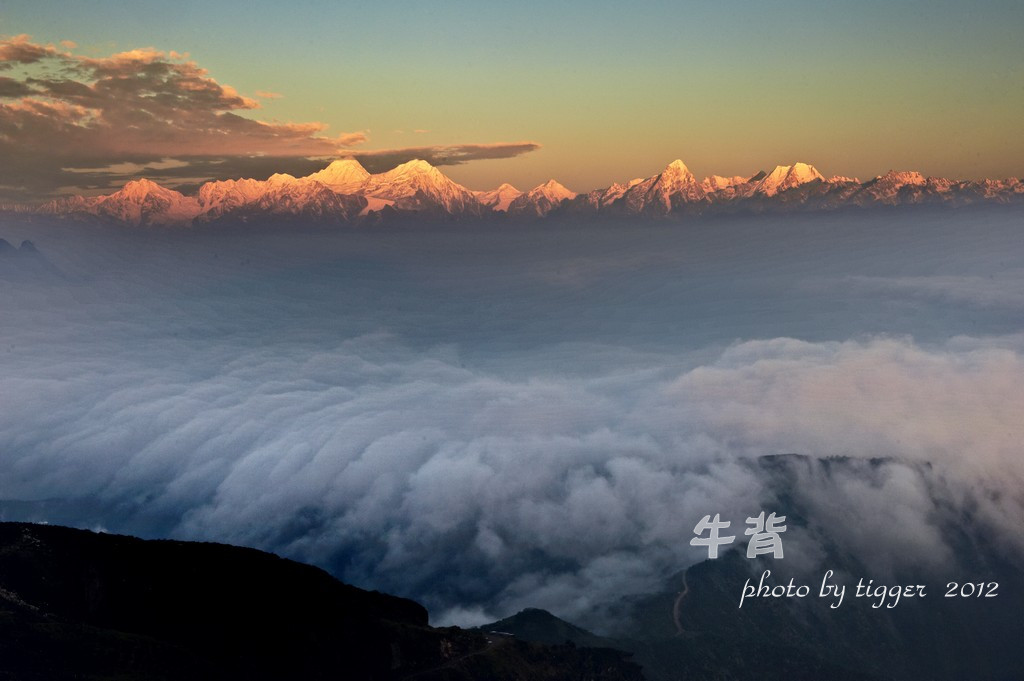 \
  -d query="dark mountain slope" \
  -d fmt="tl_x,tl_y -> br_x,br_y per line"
0,522 -> 643,681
